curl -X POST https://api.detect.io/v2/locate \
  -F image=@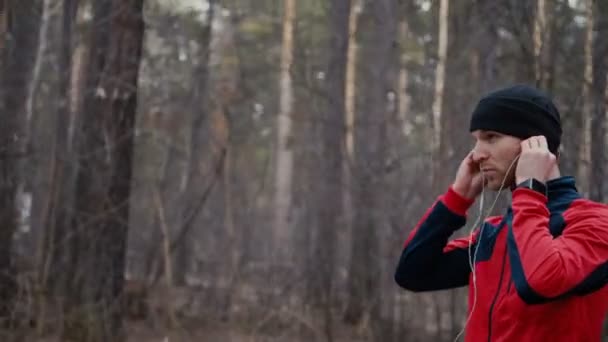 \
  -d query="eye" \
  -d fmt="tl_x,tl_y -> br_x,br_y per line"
485,132 -> 499,141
